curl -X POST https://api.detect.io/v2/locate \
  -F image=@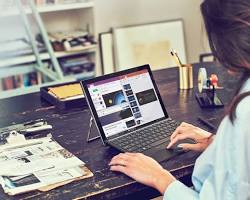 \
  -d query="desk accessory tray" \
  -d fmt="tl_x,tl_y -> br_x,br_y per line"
195,92 -> 224,108
40,81 -> 87,110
